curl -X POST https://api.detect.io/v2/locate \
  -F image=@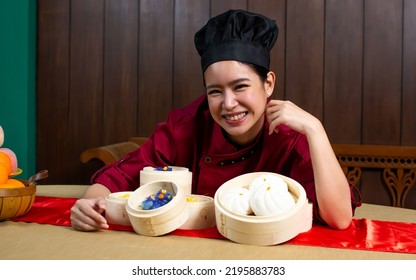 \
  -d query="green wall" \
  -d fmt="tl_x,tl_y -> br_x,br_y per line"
0,0 -> 36,179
